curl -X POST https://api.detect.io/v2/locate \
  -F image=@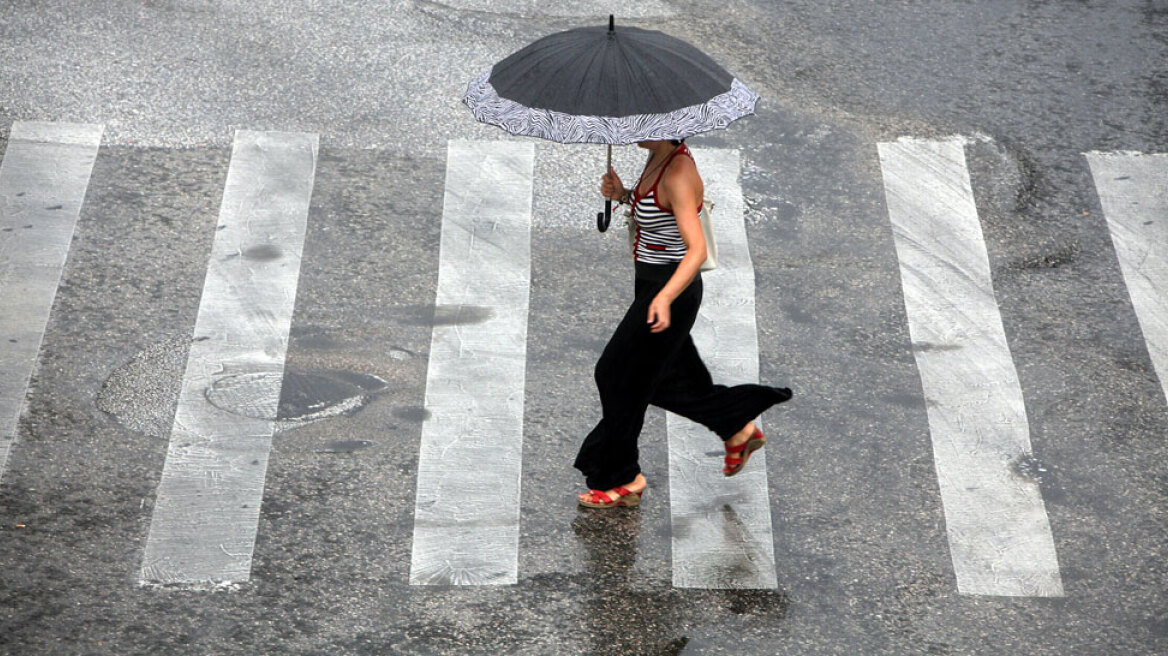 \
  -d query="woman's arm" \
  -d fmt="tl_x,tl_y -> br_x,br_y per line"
646,169 -> 706,333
